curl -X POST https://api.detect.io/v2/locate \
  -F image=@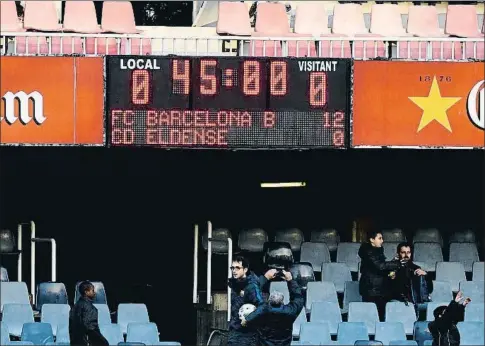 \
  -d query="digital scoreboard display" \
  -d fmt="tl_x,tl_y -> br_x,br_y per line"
106,56 -> 351,149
